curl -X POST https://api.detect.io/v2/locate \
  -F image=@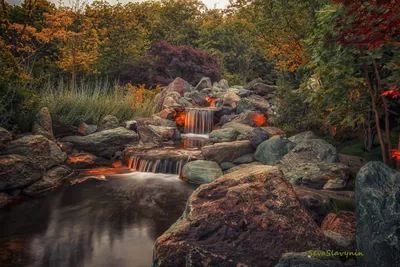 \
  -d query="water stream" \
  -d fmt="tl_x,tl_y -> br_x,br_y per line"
0,171 -> 195,267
